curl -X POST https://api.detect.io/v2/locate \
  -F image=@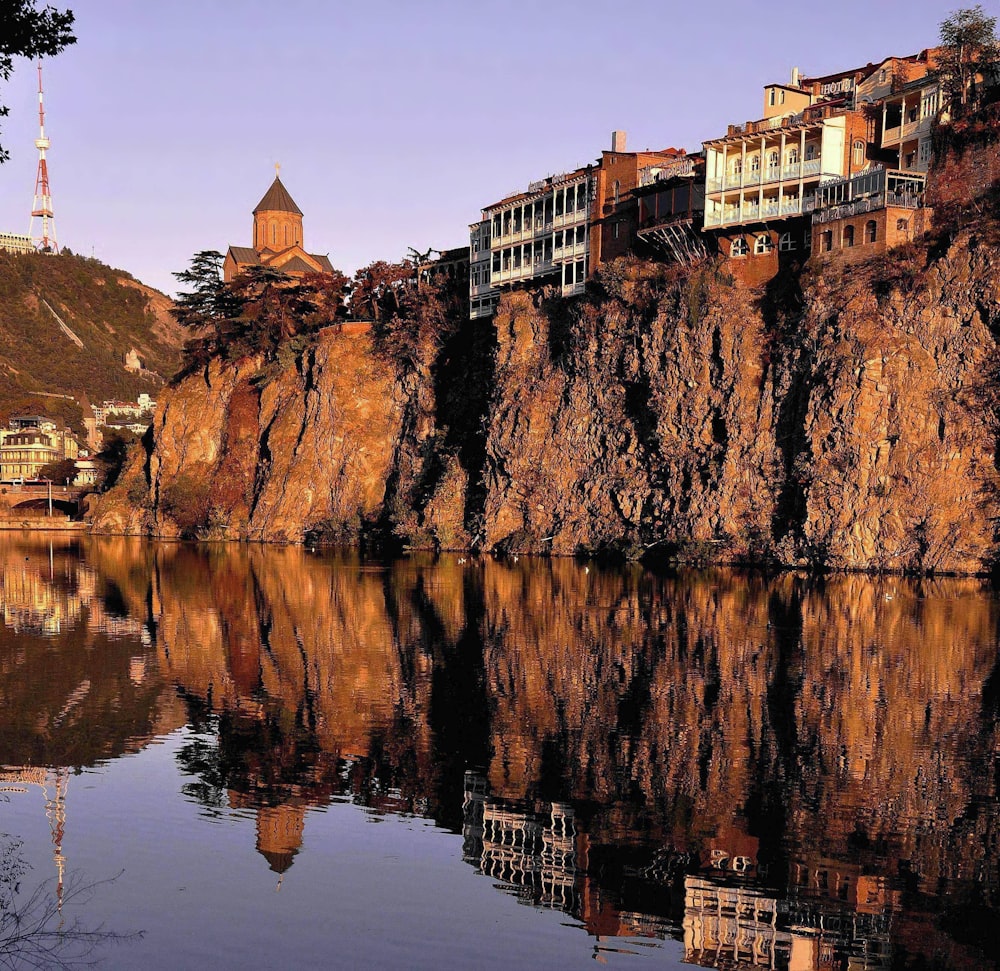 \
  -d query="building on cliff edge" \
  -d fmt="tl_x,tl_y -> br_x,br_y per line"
223,173 -> 334,283
468,133 -> 684,318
